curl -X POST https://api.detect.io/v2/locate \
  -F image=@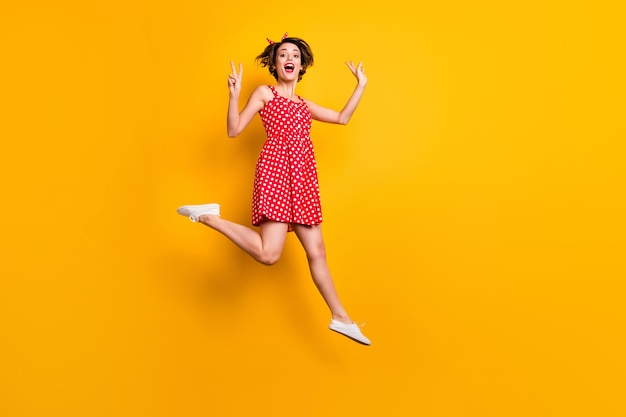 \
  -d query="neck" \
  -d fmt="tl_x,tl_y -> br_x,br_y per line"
275,82 -> 297,98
